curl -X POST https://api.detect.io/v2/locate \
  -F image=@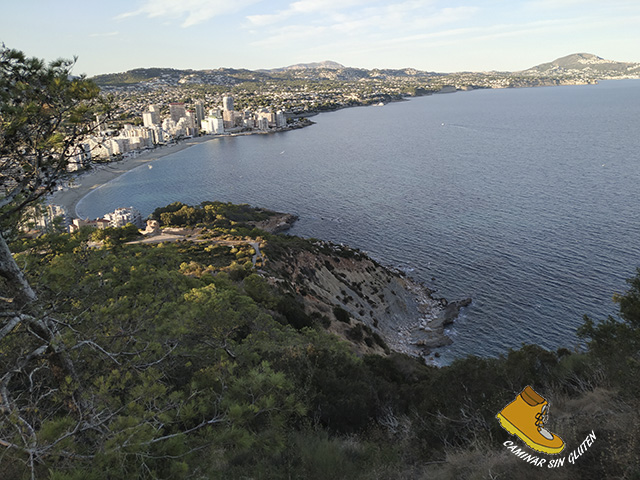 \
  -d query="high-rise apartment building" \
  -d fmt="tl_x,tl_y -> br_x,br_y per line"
222,110 -> 235,129
142,111 -> 160,128
223,95 -> 234,112
195,102 -> 205,129
169,103 -> 187,123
